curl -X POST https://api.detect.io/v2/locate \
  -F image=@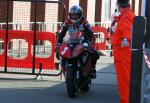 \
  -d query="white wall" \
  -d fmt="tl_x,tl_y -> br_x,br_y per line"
102,0 -> 117,23
45,1 -> 58,32
69,0 -> 79,9
134,0 -> 140,15
87,0 -> 96,22
110,0 -> 117,15
13,1 -> 31,30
